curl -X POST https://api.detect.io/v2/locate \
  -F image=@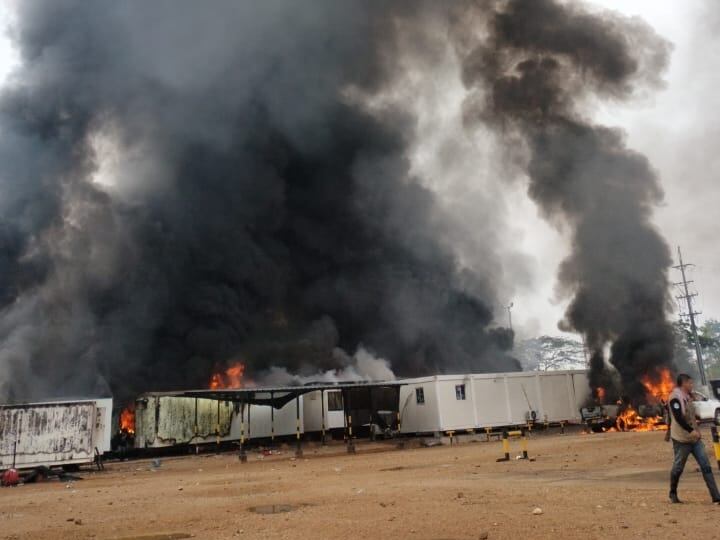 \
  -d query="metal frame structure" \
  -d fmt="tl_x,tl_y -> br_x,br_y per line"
172,381 -> 405,460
